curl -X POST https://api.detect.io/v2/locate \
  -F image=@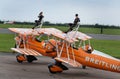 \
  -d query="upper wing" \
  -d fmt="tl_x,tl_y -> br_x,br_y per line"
8,28 -> 75,42
8,28 -> 39,35
34,28 -> 77,43
67,31 -> 92,41
35,28 -> 63,35
51,31 -> 92,43
9,28 -> 92,42
8,28 -> 63,36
